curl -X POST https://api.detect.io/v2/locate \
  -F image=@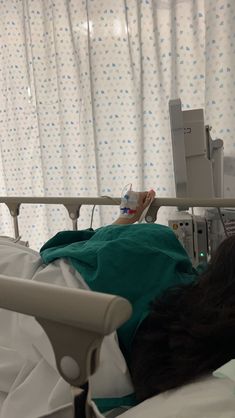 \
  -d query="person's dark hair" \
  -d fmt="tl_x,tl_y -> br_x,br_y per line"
130,235 -> 235,402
